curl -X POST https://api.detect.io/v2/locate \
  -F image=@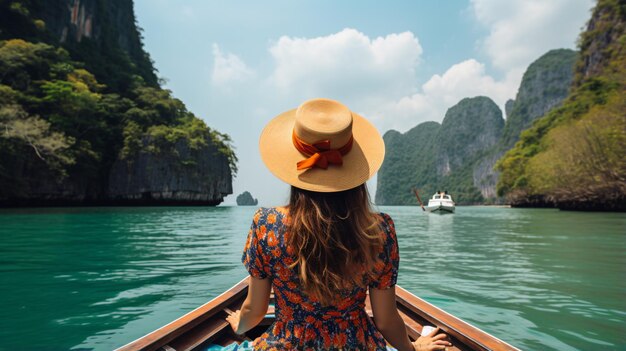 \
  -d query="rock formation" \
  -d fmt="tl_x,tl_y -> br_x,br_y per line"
376,122 -> 439,205
376,49 -> 577,206
108,136 -> 232,205
0,0 -> 234,206
236,191 -> 258,206
376,97 -> 503,205
500,49 -> 577,149
496,0 -> 625,211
